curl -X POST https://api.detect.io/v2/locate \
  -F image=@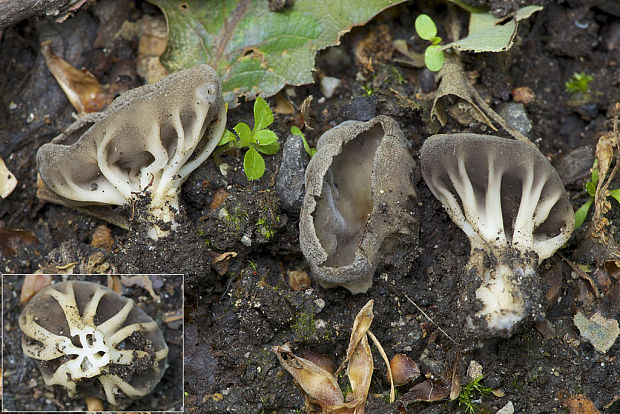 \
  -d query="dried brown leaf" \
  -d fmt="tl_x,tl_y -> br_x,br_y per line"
41,41 -> 111,114
90,224 -> 114,251
288,269 -> 311,291
20,274 -> 52,304
0,226 -> 38,256
120,275 -> 161,303
400,378 -> 451,403
274,93 -> 295,115
346,334 -> 373,413
0,156 -> 17,200
340,300 -> 374,373
558,392 -> 601,414
272,343 -> 345,408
